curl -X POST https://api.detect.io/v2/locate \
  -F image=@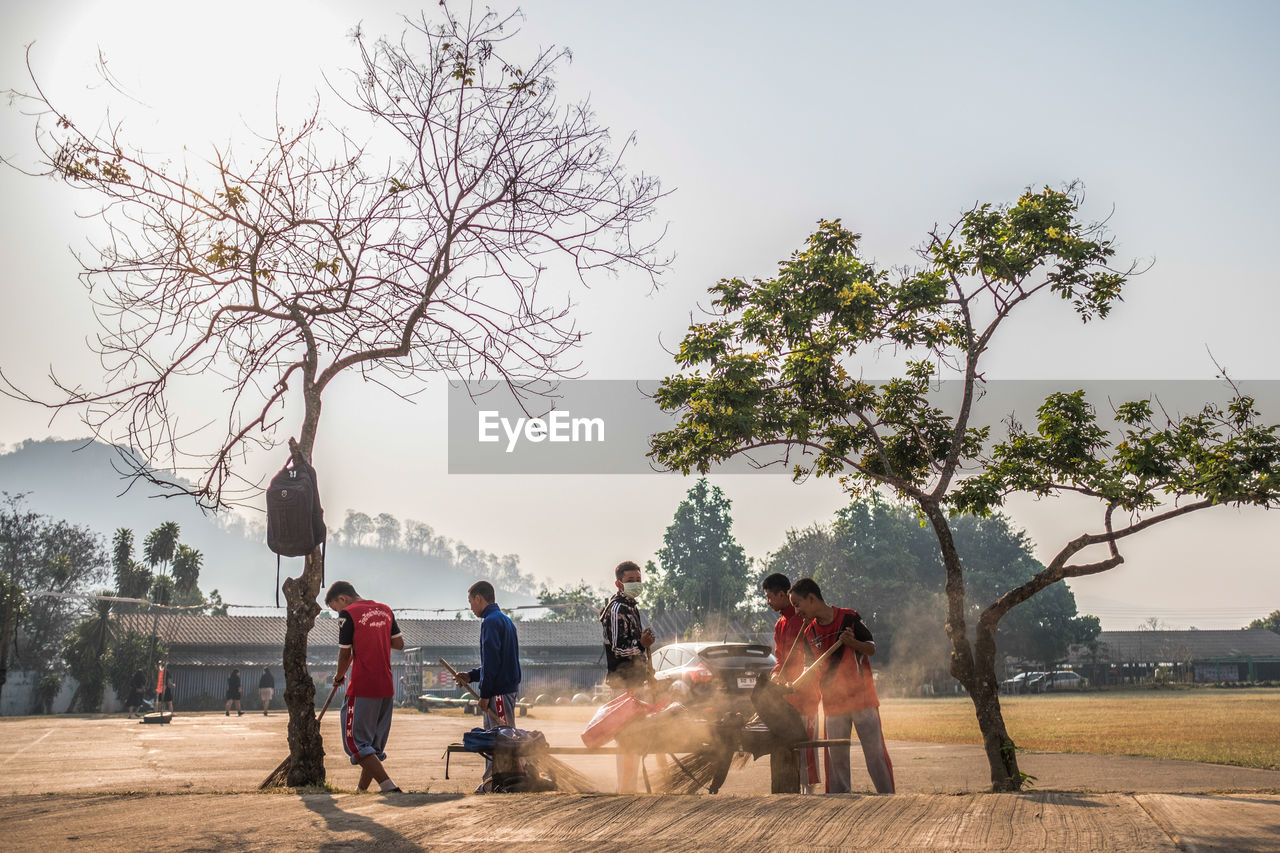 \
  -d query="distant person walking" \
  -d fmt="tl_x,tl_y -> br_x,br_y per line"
454,580 -> 521,790
327,580 -> 405,793
160,674 -> 175,713
258,667 -> 275,716
225,669 -> 243,716
600,560 -> 655,793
